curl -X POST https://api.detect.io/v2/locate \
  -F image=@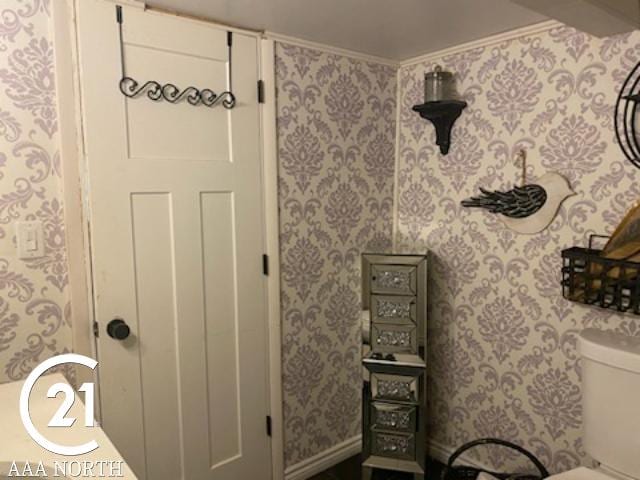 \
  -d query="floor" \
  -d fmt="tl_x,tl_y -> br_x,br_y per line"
310,455 -> 446,480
